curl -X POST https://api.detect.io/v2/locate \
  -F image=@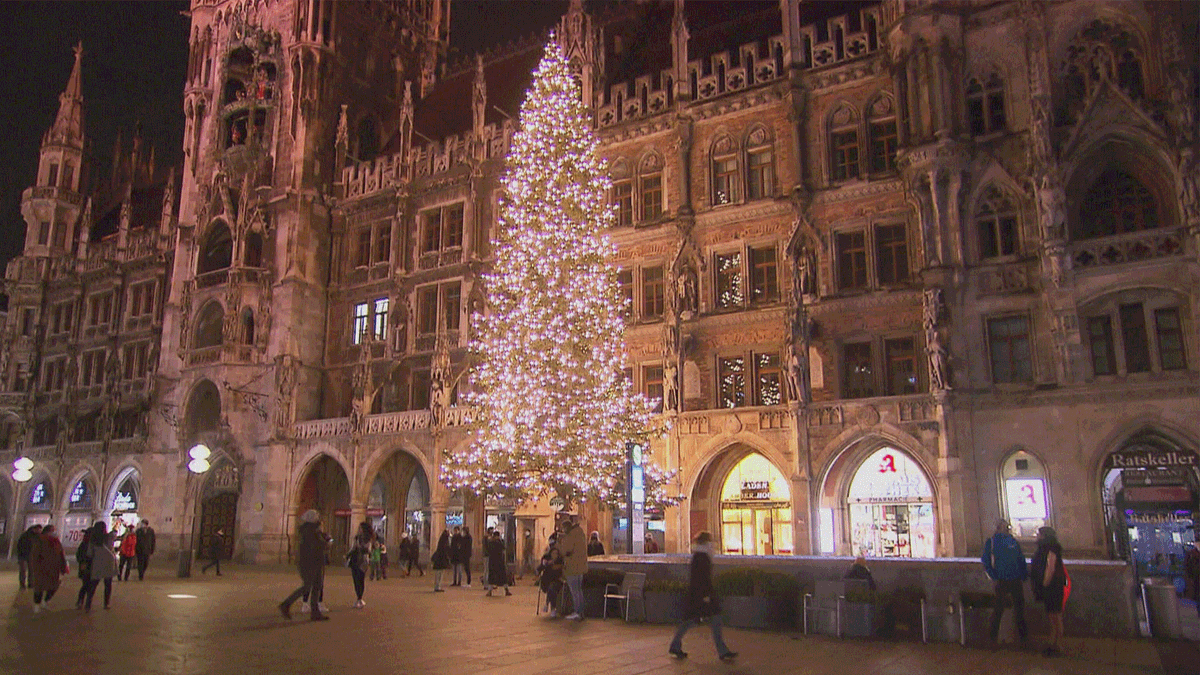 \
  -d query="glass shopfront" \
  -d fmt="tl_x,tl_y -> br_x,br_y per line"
719,454 -> 793,556
847,448 -> 936,558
